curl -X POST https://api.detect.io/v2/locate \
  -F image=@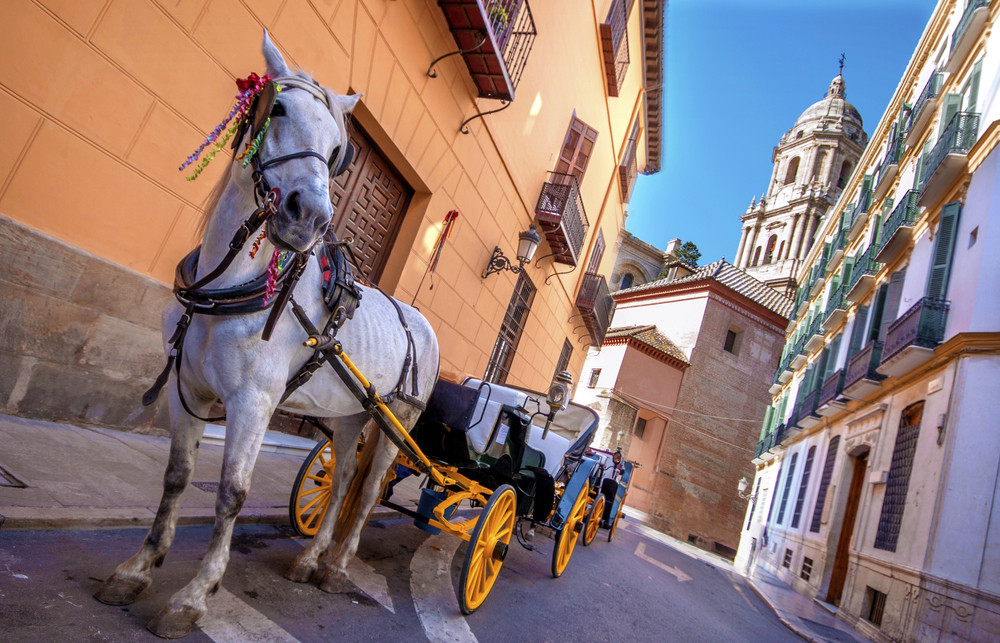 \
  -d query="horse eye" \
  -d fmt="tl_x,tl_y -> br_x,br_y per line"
271,102 -> 286,117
